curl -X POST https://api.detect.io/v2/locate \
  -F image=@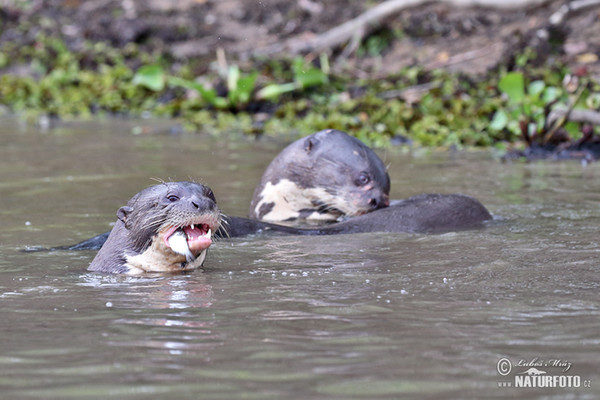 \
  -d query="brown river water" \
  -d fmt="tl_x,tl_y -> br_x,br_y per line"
1,117 -> 599,399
